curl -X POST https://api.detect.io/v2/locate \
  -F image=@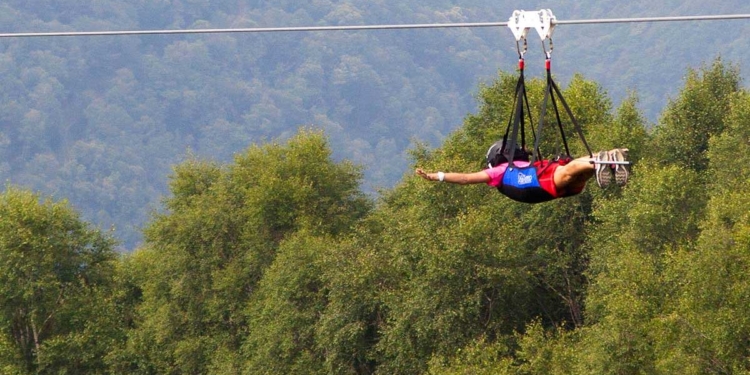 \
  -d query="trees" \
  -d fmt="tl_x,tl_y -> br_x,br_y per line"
0,187 -> 118,374
243,233 -> 330,375
563,60 -> 743,374
645,90 -> 750,375
122,129 -> 371,374
650,59 -> 741,172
